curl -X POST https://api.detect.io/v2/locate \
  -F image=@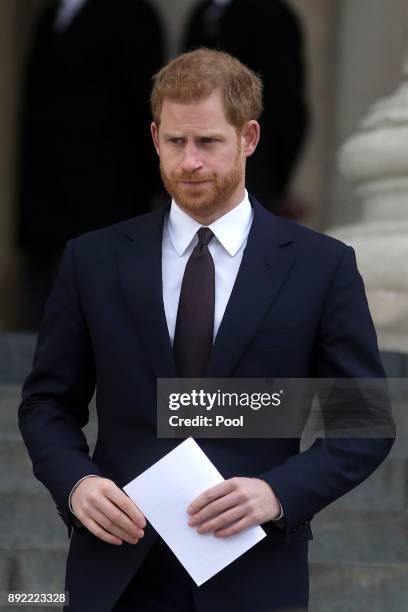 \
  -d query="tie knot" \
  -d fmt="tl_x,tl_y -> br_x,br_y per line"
197,227 -> 214,247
